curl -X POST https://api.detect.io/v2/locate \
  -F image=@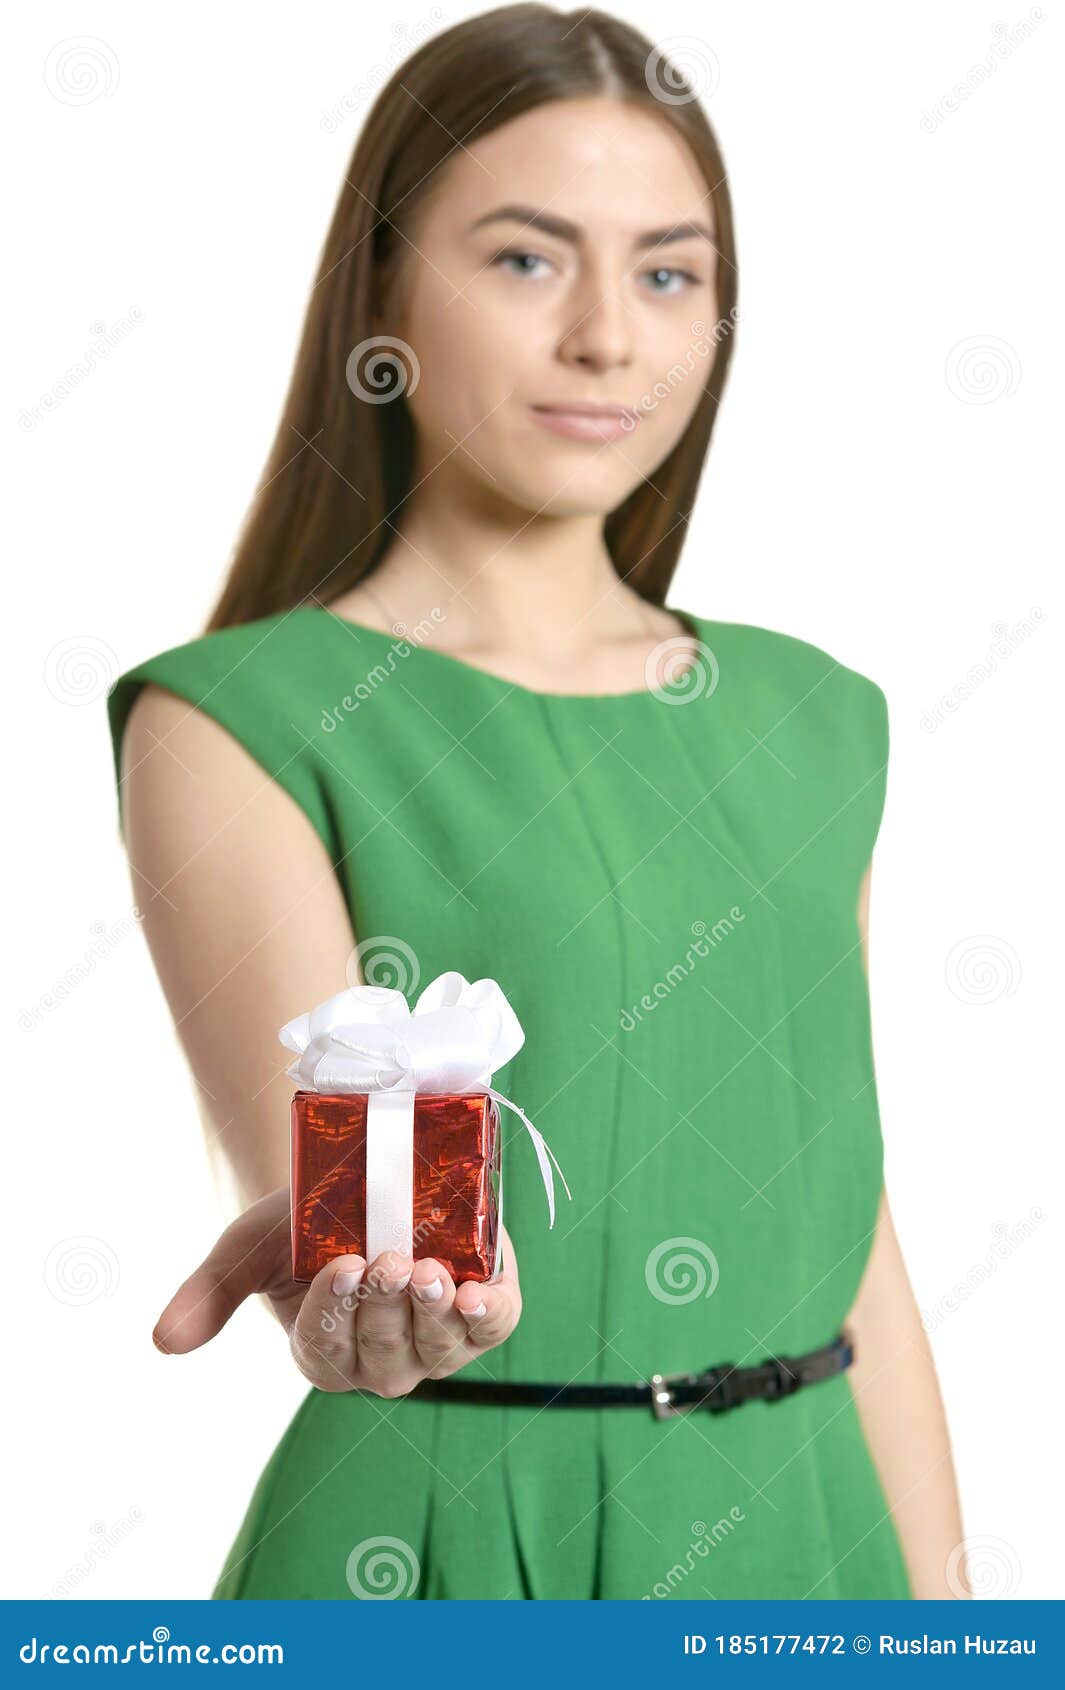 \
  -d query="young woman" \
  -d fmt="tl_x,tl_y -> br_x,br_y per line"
106,4 -> 966,1600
